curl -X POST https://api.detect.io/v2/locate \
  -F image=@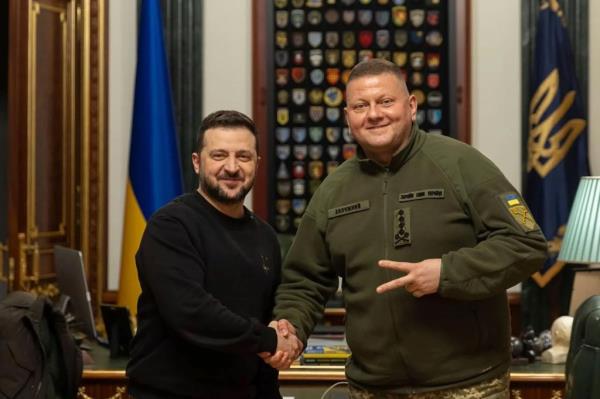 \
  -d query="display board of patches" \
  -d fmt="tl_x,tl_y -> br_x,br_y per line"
269,0 -> 450,234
